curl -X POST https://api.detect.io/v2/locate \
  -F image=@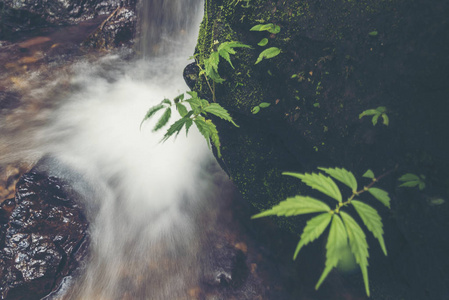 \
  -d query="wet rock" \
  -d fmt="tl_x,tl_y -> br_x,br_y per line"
0,169 -> 89,300
81,6 -> 137,50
